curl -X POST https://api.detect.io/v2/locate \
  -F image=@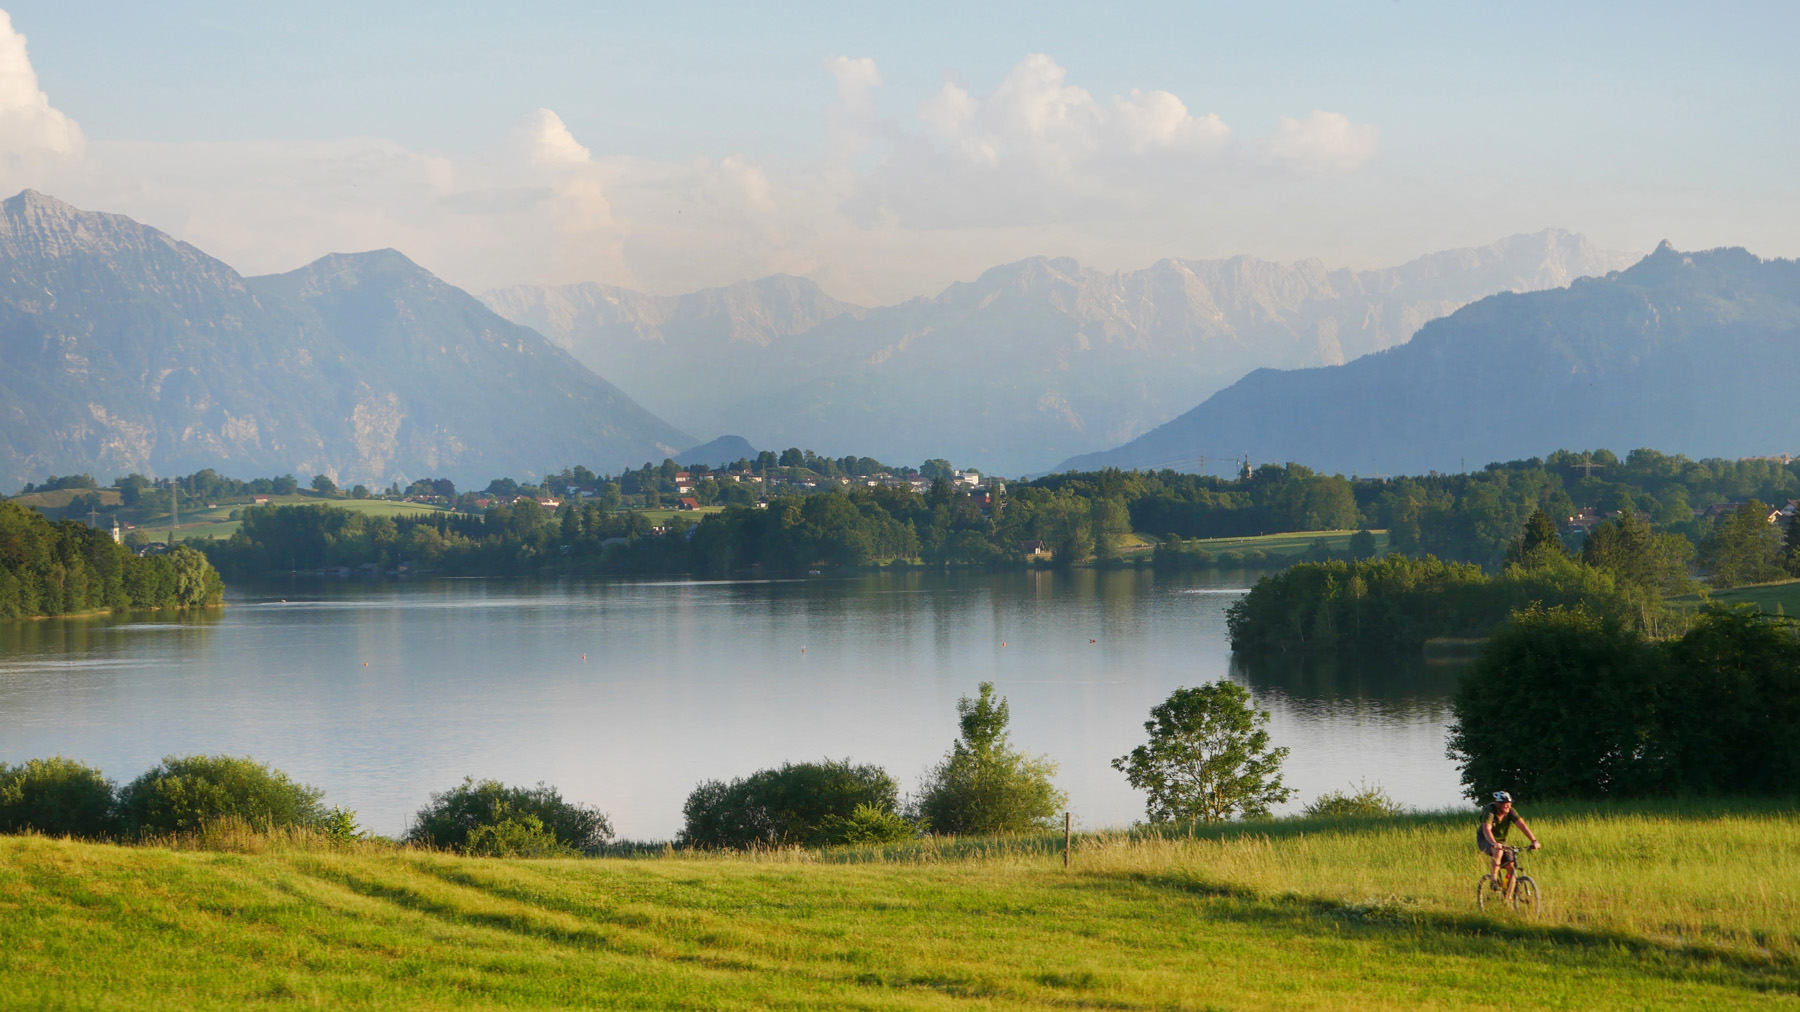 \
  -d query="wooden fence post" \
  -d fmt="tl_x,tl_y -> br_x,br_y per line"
1063,811 -> 1071,869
